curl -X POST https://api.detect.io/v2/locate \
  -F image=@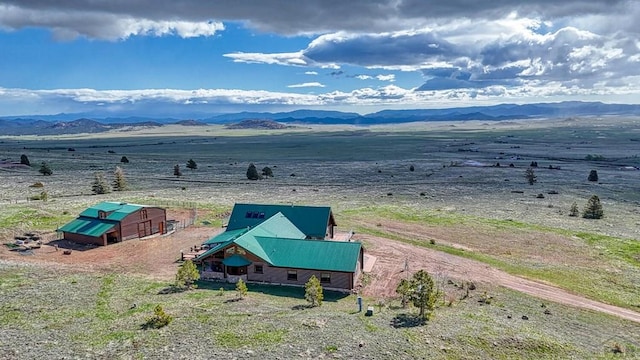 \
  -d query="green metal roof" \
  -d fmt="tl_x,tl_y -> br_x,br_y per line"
197,213 -> 306,260
222,254 -> 252,267
254,237 -> 361,272
197,212 -> 361,273
79,201 -> 145,221
227,203 -> 334,239
58,217 -> 116,237
203,228 -> 248,246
